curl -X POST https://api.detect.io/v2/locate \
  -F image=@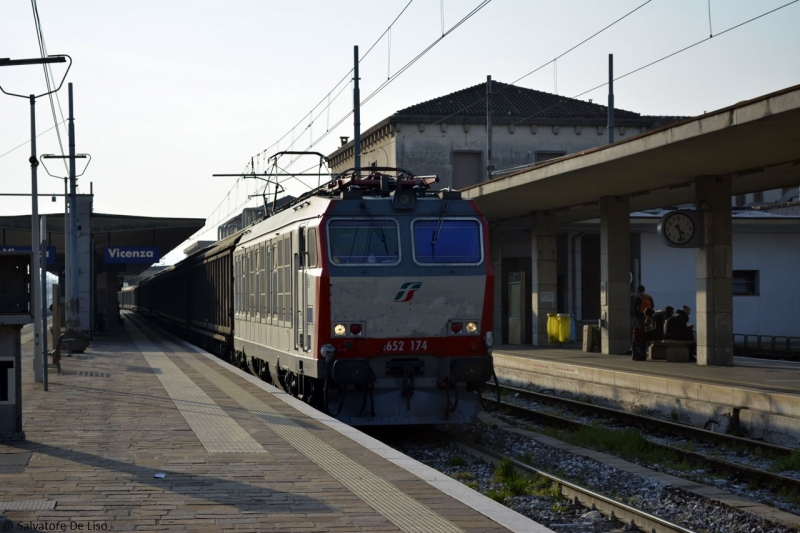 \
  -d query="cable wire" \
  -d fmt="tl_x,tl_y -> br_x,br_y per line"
279,0 -> 494,170
405,0 -> 800,174
31,0 -> 69,174
344,0 -> 653,168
